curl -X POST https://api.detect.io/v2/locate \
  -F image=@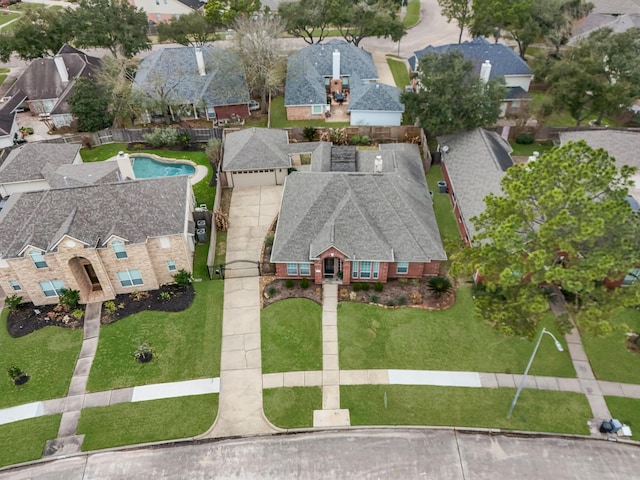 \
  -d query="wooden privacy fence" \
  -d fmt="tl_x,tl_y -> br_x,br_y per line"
41,127 -> 224,146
